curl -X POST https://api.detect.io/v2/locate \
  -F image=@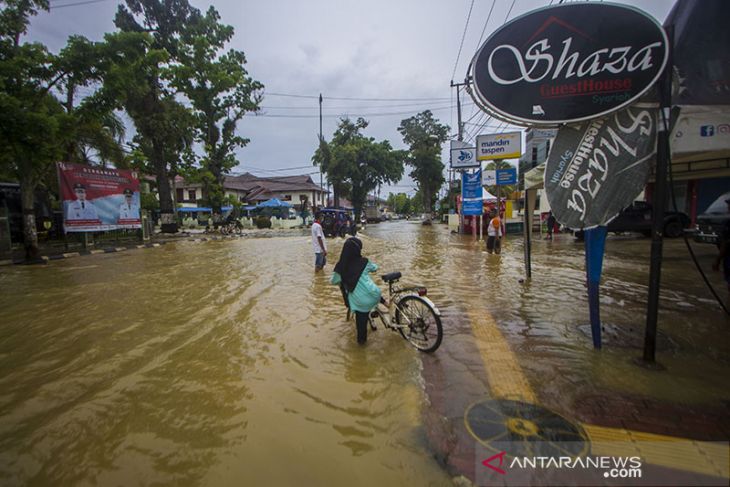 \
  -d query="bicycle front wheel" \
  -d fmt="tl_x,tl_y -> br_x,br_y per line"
394,295 -> 442,353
